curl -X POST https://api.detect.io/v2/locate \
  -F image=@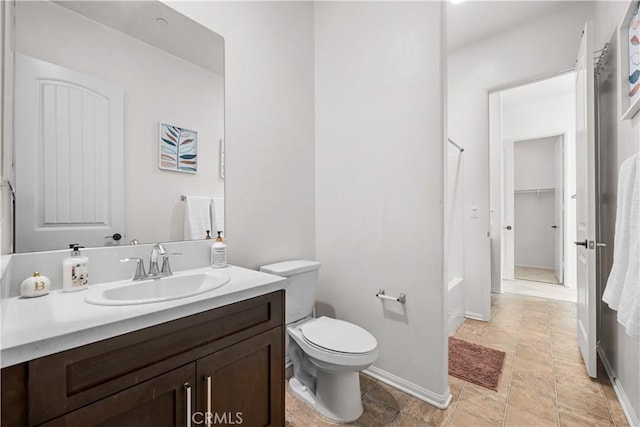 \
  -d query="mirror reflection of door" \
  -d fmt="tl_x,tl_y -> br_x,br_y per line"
14,54 -> 125,252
